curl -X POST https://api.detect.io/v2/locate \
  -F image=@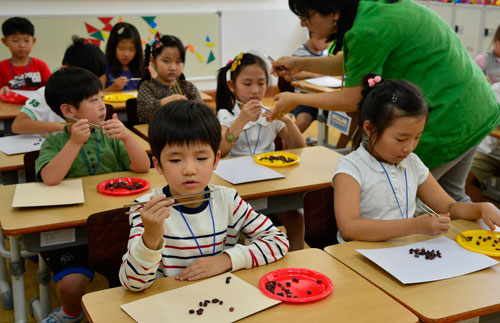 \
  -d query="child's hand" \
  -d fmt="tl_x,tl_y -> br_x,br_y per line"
102,113 -> 129,141
239,100 -> 262,123
0,86 -> 9,96
175,253 -> 232,281
69,119 -> 91,145
161,94 -> 187,105
113,76 -> 129,90
479,202 -> 500,230
140,194 -> 175,250
415,213 -> 451,236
